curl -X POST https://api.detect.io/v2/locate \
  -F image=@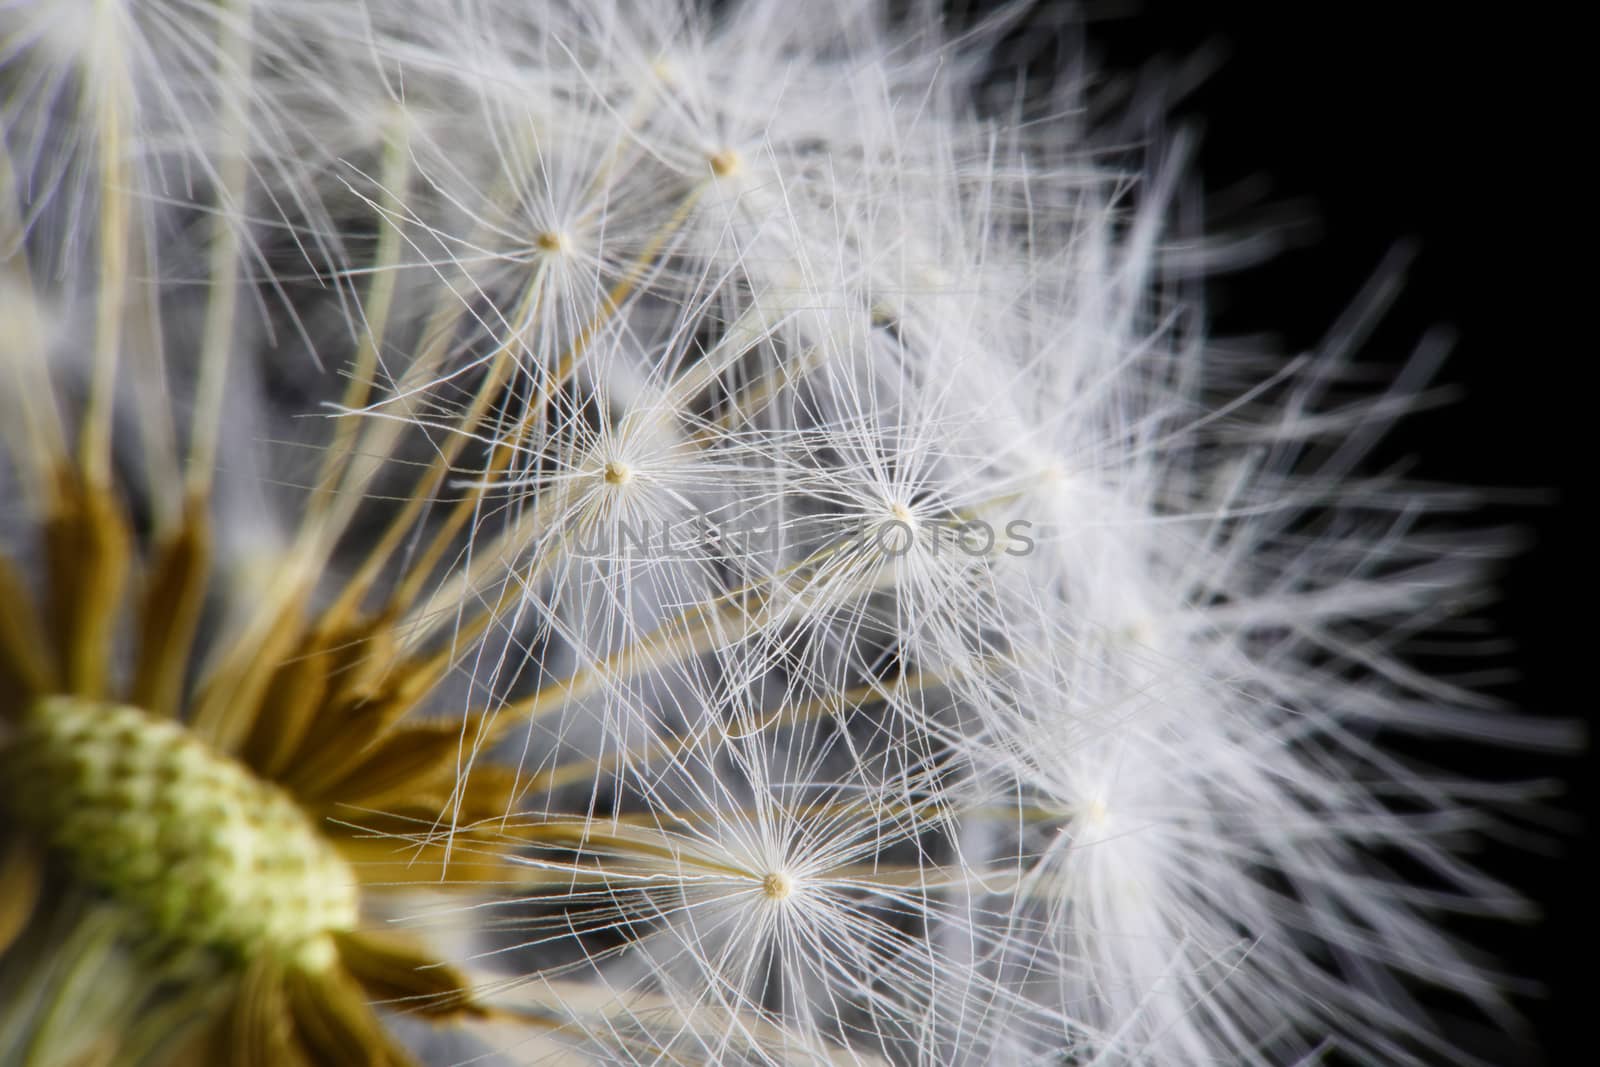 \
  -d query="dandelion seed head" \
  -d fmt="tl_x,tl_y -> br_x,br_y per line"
0,0 -> 1563,1063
